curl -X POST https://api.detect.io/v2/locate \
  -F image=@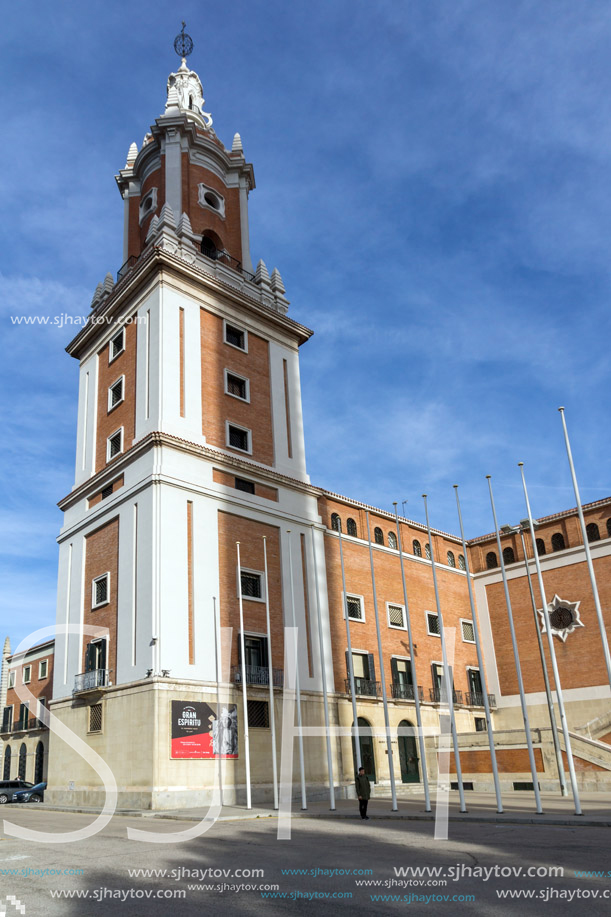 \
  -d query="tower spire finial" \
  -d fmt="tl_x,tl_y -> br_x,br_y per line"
174,21 -> 194,62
